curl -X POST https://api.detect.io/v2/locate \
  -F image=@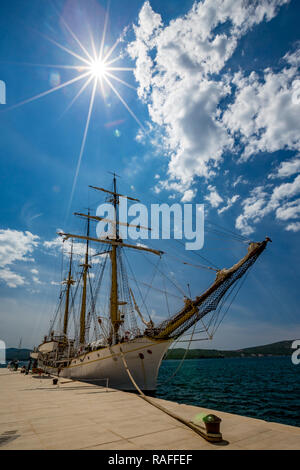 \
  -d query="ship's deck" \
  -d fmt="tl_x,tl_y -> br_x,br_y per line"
0,368 -> 299,450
